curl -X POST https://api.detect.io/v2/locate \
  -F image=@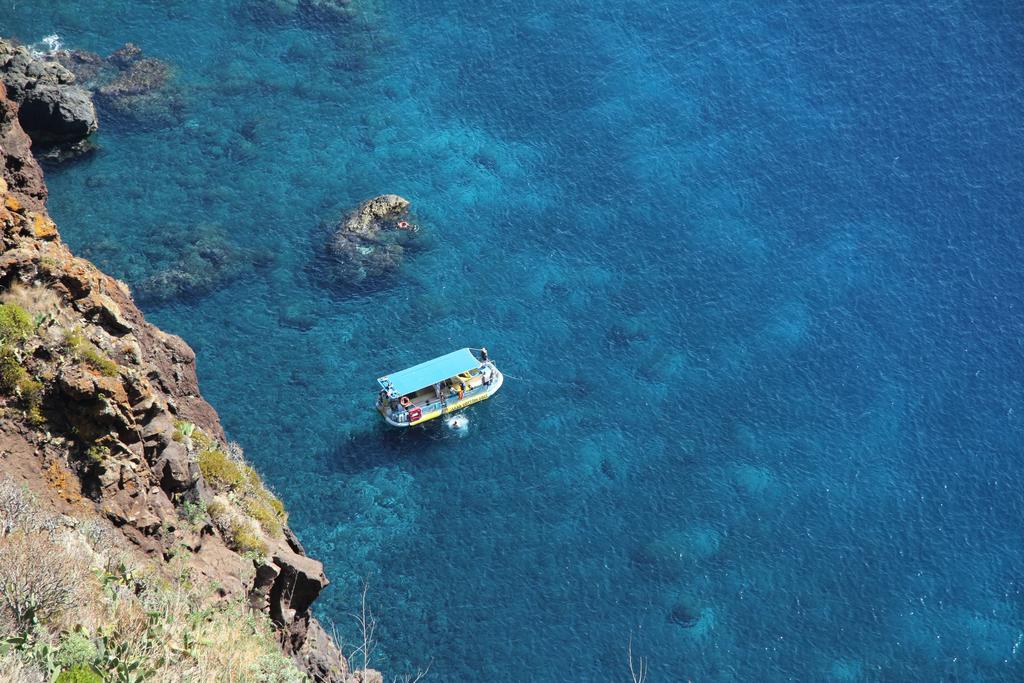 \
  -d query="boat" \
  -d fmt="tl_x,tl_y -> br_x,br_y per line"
376,347 -> 504,427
